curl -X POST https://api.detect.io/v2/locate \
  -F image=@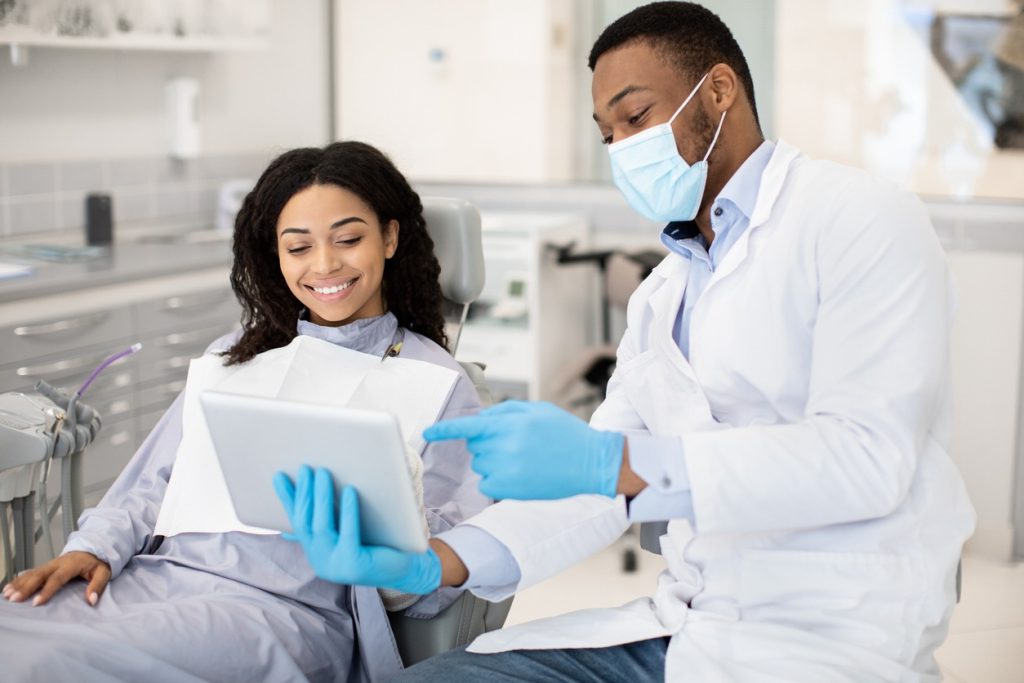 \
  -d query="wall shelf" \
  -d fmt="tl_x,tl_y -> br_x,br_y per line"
0,28 -> 267,53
